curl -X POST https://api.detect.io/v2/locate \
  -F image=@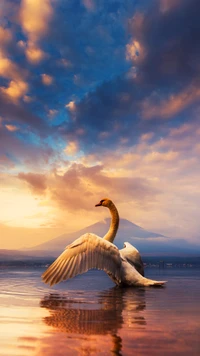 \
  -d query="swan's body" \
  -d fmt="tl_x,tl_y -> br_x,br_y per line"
42,199 -> 166,287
